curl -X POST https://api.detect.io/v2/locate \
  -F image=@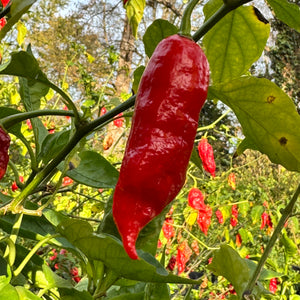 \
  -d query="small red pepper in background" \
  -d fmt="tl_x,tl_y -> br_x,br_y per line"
162,217 -> 175,240
100,107 -> 107,116
0,127 -> 10,181
269,278 -> 279,294
198,138 -> 216,177
197,205 -> 212,235
11,181 -> 18,192
228,172 -> 236,190
215,209 -> 224,224
26,119 -> 33,130
62,176 -> 73,186
260,211 -> 268,230
236,233 -> 242,247
230,217 -> 238,227
1,0 -> 10,7
166,256 -> 176,271
103,133 -> 114,150
188,187 -> 205,210
176,240 -> 192,274
191,239 -> 200,255
113,34 -> 209,259
113,113 -> 124,128
231,204 -> 238,218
